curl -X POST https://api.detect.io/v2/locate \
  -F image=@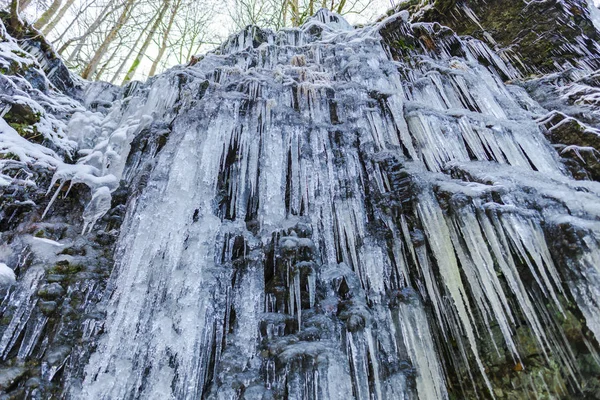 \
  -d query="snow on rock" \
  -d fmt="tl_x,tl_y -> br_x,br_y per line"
0,263 -> 16,286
